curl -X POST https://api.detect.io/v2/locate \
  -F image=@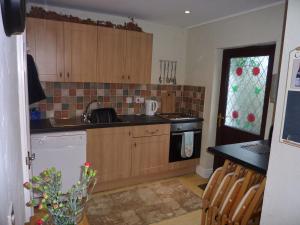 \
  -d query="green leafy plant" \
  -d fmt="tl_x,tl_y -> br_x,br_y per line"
24,162 -> 97,225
